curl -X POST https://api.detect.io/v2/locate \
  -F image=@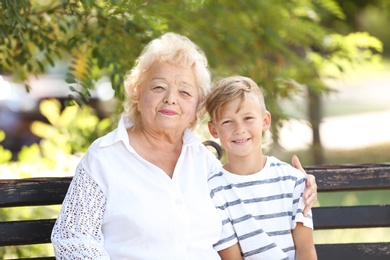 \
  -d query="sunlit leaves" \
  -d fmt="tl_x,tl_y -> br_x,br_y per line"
0,131 -> 12,163
30,98 -> 114,155
0,0 -> 384,157
317,0 -> 346,20
1,0 -> 160,102
309,32 -> 384,78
